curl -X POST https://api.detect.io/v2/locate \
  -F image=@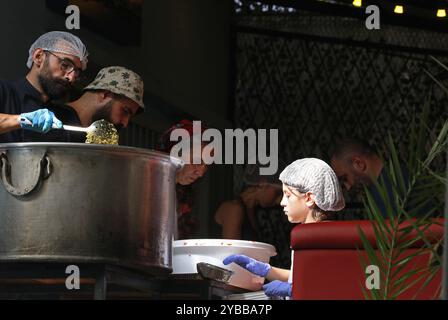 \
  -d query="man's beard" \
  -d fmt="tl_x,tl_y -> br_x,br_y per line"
37,60 -> 72,100
92,101 -> 123,132
351,172 -> 374,193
